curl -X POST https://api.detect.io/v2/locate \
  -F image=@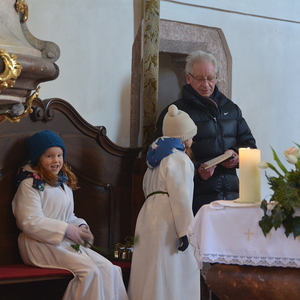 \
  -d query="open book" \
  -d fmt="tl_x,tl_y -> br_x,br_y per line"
203,152 -> 234,169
